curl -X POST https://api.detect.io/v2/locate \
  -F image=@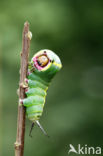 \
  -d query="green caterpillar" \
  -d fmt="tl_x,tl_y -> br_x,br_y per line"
20,49 -> 62,136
